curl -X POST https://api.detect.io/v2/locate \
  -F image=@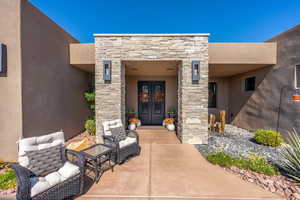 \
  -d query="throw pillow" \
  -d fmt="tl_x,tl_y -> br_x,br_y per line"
110,127 -> 126,142
25,145 -> 64,176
